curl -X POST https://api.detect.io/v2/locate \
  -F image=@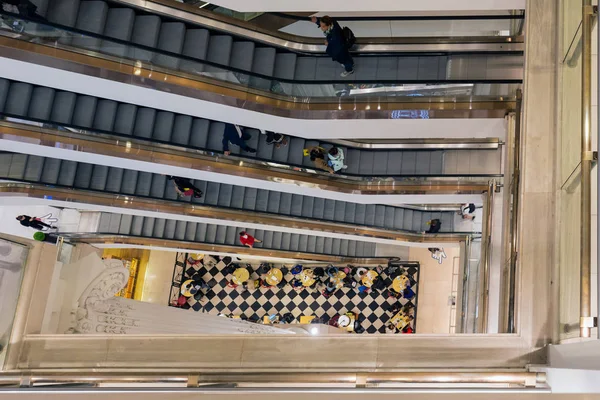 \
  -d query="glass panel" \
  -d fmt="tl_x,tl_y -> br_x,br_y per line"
0,238 -> 28,369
